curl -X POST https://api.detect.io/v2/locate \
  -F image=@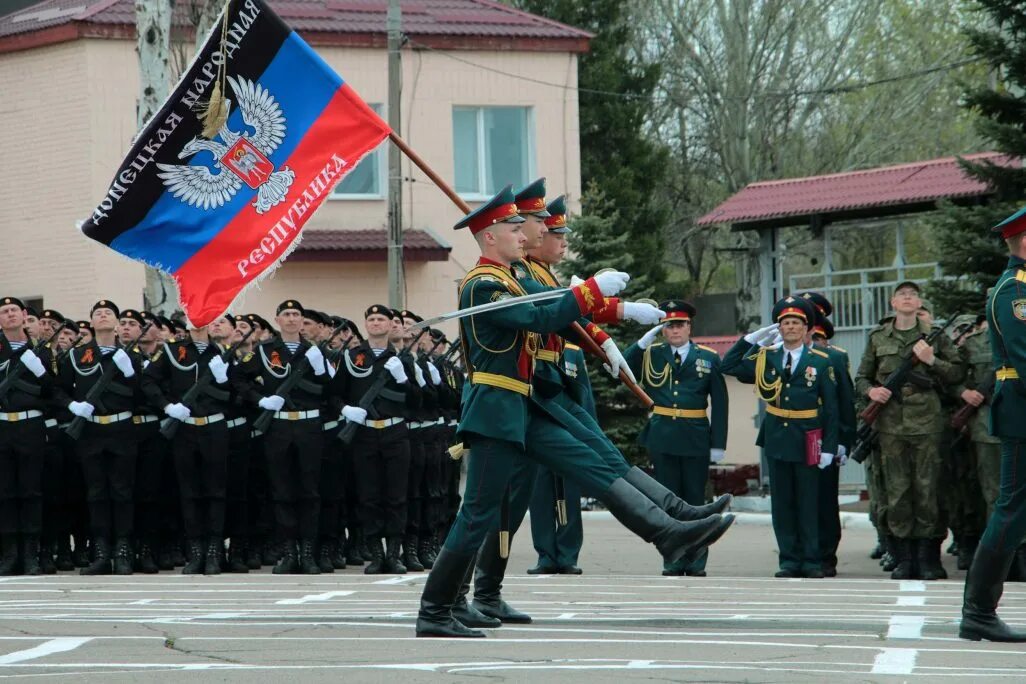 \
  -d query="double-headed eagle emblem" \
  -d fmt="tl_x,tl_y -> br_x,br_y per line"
157,75 -> 295,214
